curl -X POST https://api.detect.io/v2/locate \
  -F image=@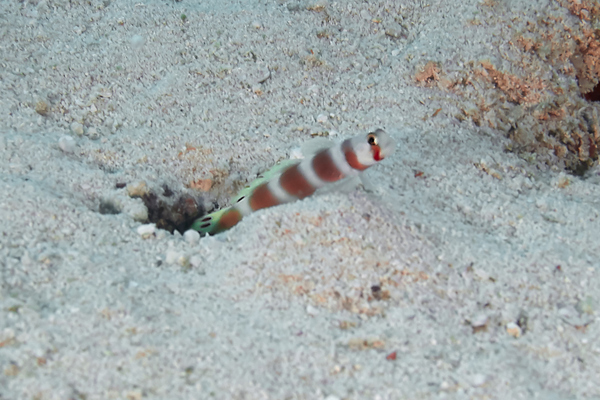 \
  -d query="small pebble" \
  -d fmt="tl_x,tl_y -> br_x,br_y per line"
70,121 -> 84,136
73,25 -> 86,35
130,34 -> 145,51
256,67 -> 271,84
137,223 -> 155,238
471,373 -> 486,387
125,202 -> 148,222
35,100 -> 49,115
127,181 -> 149,198
165,250 -> 181,265
306,304 -> 319,316
473,268 -> 490,280
252,85 -> 263,95
189,255 -> 204,269
58,135 -> 76,153
86,126 -> 100,140
316,113 -> 328,123
471,313 -> 488,328
183,229 -> 200,244
178,255 -> 189,267
190,178 -> 212,192
506,322 -> 522,338
125,390 -> 142,400
385,23 -> 408,39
